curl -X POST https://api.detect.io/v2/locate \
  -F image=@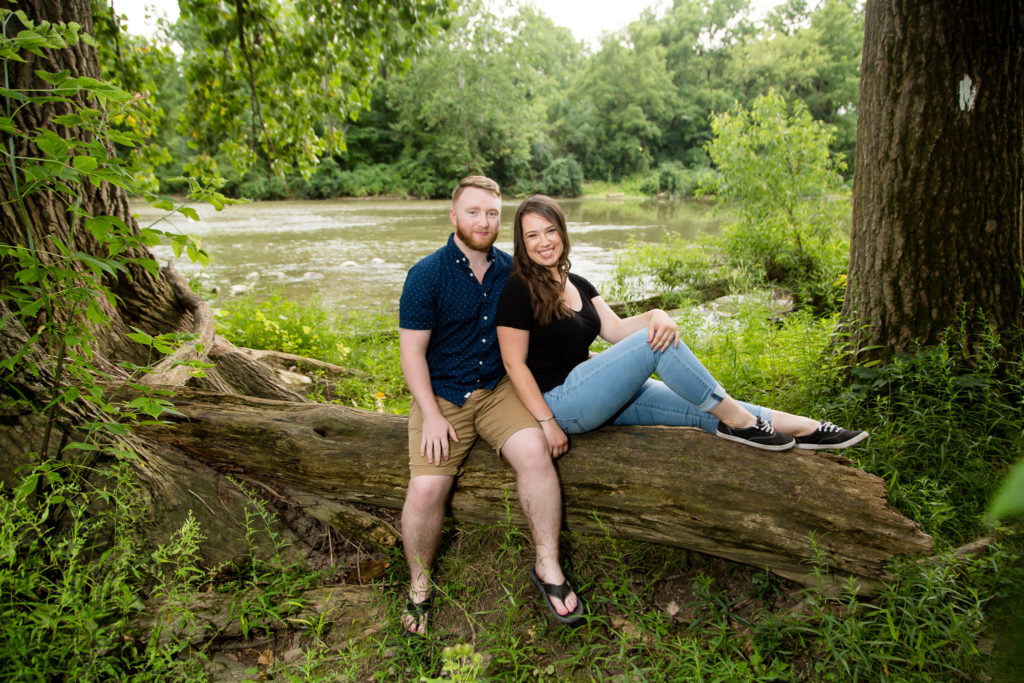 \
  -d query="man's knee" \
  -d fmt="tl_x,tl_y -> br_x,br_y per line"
405,475 -> 454,509
501,428 -> 552,471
